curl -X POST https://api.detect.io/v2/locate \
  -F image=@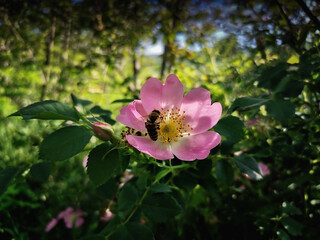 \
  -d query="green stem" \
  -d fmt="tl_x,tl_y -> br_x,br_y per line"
104,167 -> 177,239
